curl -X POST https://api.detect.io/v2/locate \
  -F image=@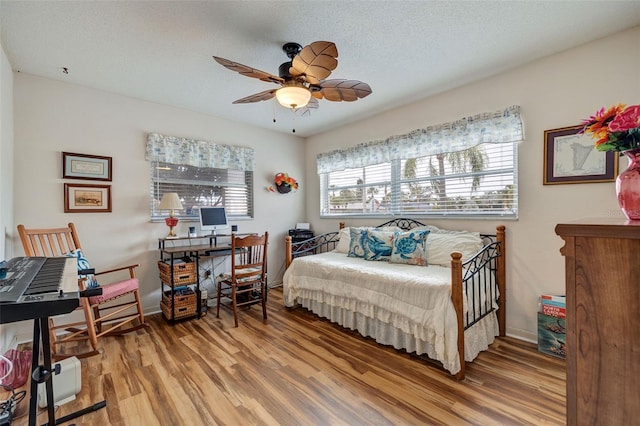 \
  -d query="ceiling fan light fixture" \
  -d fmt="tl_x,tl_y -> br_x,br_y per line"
276,85 -> 311,109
